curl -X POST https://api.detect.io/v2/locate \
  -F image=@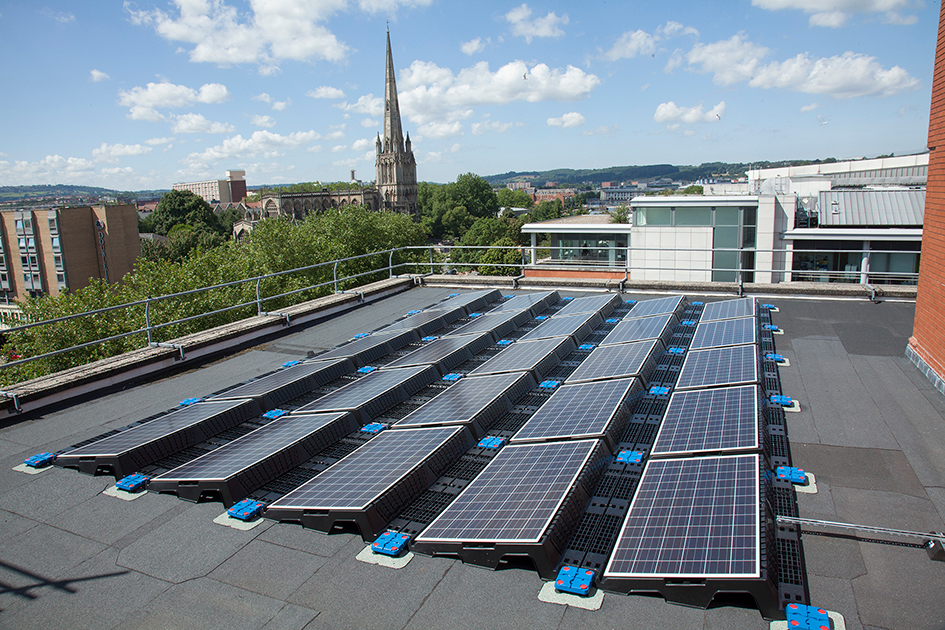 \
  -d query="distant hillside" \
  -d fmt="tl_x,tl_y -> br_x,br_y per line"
0,184 -> 169,204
